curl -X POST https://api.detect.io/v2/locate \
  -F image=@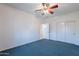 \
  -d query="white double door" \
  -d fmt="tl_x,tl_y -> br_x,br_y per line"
56,21 -> 79,44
